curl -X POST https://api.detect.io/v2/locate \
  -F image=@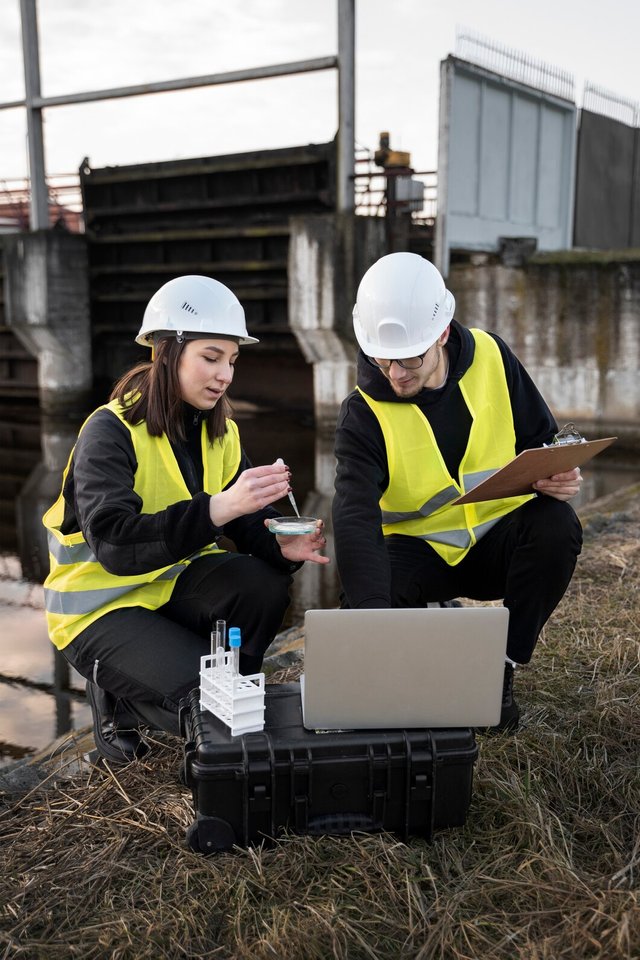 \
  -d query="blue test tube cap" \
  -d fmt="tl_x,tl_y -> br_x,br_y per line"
228,627 -> 242,649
